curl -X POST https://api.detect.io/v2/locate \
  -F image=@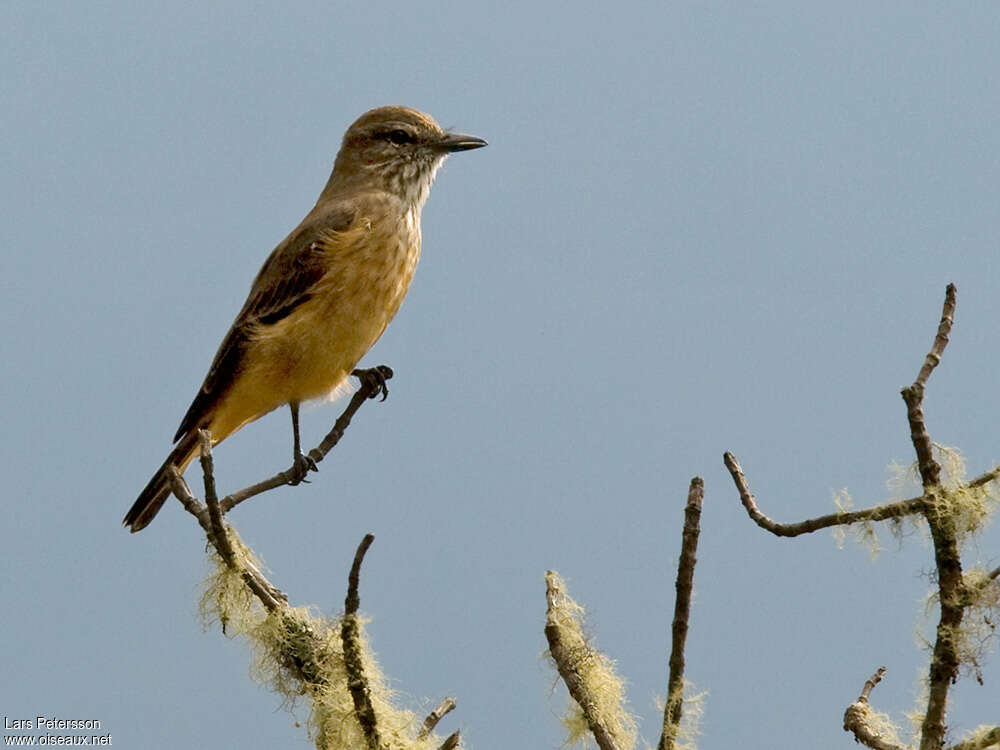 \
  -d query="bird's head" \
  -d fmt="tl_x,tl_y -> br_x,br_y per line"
330,106 -> 487,206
